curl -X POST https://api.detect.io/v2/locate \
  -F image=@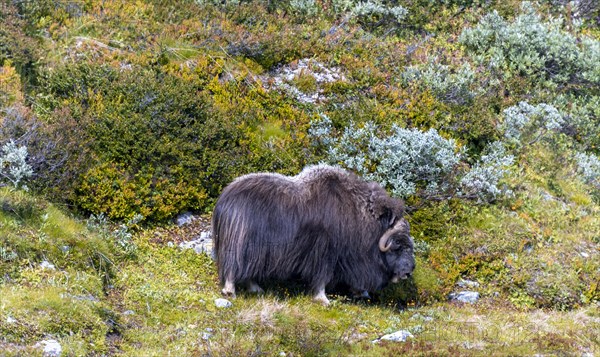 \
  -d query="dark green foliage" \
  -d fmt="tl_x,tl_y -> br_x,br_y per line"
35,64 -> 252,221
0,2 -> 41,88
